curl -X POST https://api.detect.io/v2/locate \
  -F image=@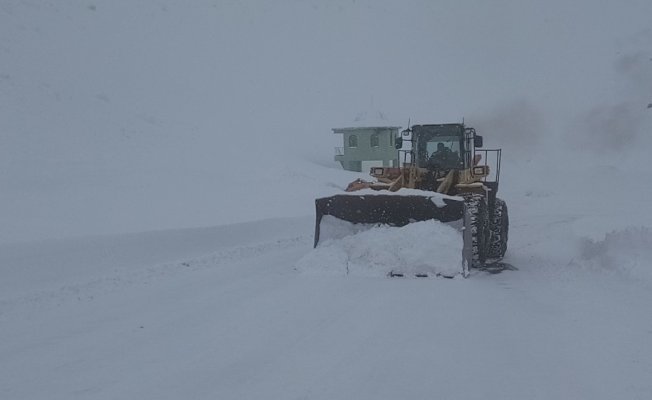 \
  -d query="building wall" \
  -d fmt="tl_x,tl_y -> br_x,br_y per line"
334,127 -> 399,172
